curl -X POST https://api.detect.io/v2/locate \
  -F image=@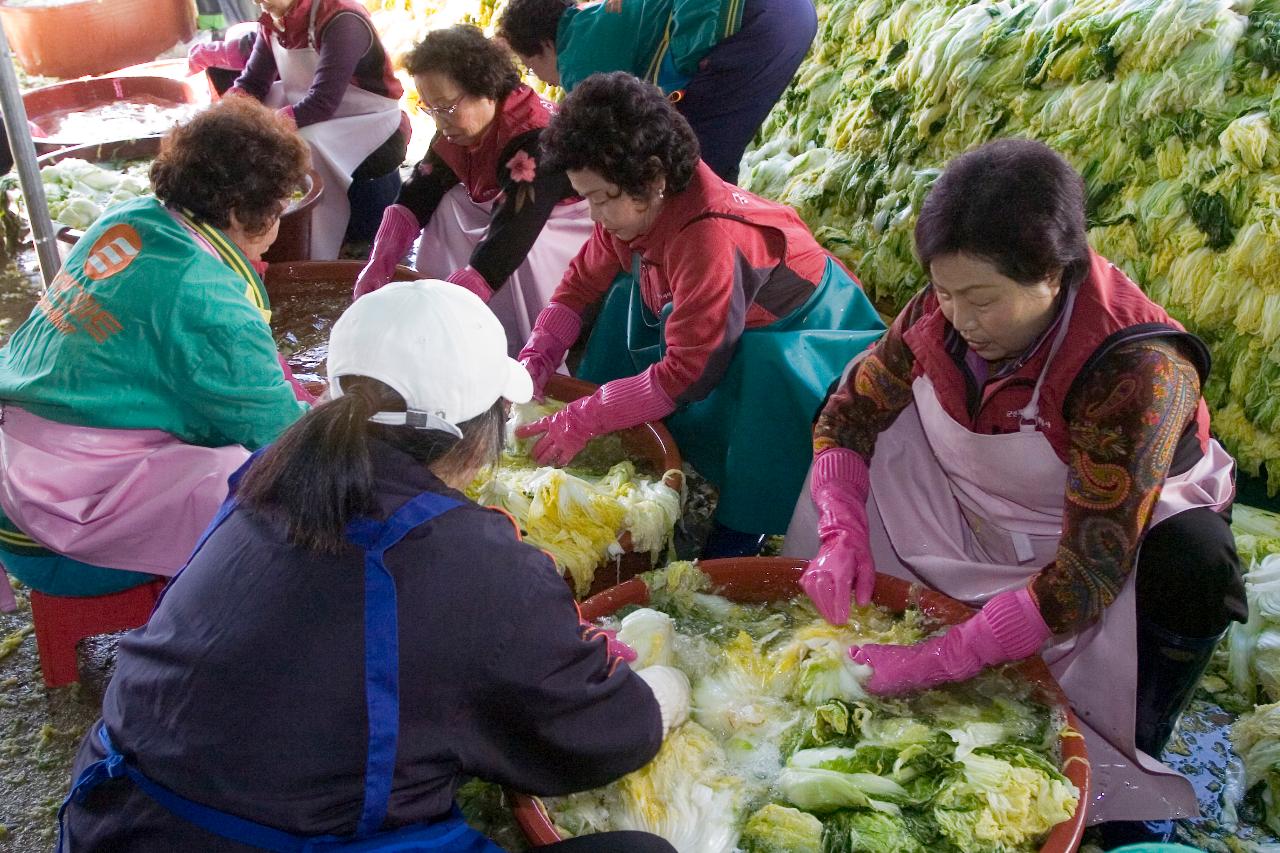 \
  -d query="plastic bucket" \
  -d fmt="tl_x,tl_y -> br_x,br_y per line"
263,170 -> 324,264
542,374 -> 684,598
0,0 -> 196,80
510,557 -> 1092,852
